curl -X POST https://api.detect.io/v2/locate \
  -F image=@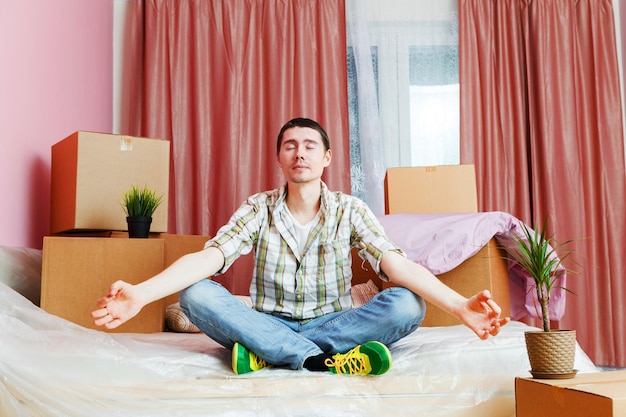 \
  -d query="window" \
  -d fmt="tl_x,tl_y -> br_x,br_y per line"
347,2 -> 459,212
